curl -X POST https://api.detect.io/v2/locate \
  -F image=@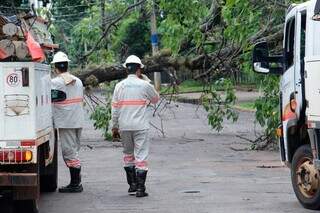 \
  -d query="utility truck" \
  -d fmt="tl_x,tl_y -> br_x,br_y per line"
0,63 -> 58,213
0,5 -> 61,213
252,0 -> 320,210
